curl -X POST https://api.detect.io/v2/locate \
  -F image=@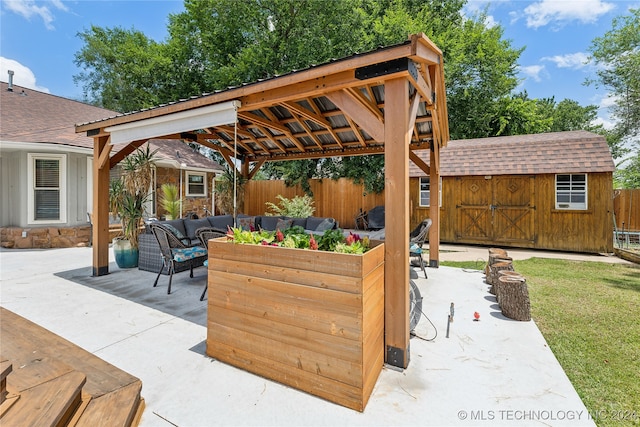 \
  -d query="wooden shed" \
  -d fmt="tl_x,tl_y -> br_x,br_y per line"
409,130 -> 615,253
